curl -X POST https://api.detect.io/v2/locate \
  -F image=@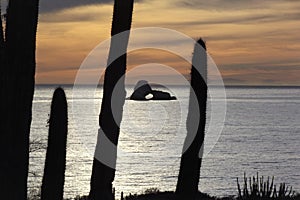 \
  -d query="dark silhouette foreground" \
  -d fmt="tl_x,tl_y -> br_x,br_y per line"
0,1 -> 39,199
89,0 -> 134,199
176,39 -> 207,199
123,192 -> 228,200
41,88 -> 68,200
